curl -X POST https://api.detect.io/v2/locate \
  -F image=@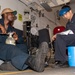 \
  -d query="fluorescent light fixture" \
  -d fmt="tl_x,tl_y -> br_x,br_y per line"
40,2 -> 52,12
29,2 -> 44,11
51,0 -> 58,5
61,0 -> 65,2
39,0 -> 51,3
